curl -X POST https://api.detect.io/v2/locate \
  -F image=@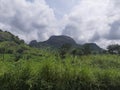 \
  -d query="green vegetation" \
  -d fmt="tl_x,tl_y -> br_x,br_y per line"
0,54 -> 120,90
0,30 -> 120,90
107,44 -> 120,54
